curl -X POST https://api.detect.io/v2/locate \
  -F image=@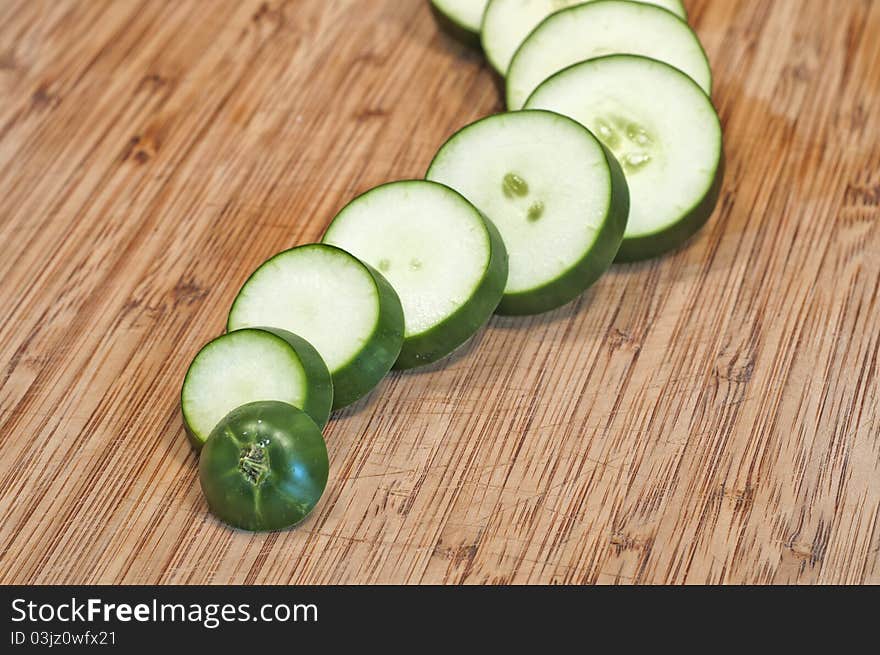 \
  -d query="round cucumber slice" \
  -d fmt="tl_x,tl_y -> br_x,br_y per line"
505,0 -> 712,109
526,54 -> 724,261
482,0 -> 687,76
430,0 -> 489,42
427,110 -> 629,315
323,181 -> 507,369
227,244 -> 404,409
181,328 -> 333,450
